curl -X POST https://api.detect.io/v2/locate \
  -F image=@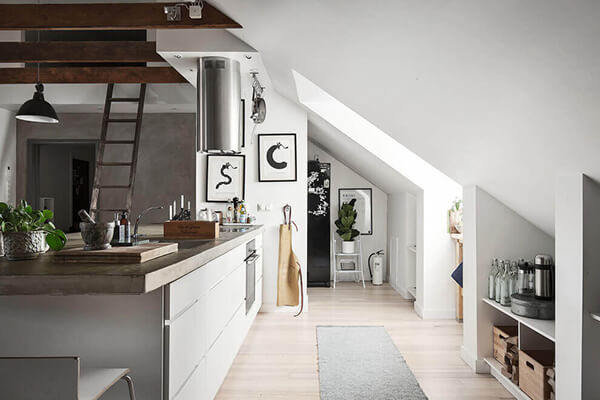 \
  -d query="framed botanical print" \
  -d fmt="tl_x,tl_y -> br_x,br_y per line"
206,154 -> 245,202
338,188 -> 373,235
258,133 -> 297,182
